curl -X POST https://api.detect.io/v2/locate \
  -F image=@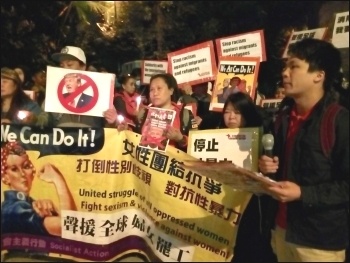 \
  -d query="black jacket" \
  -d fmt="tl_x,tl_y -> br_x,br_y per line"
263,97 -> 349,250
